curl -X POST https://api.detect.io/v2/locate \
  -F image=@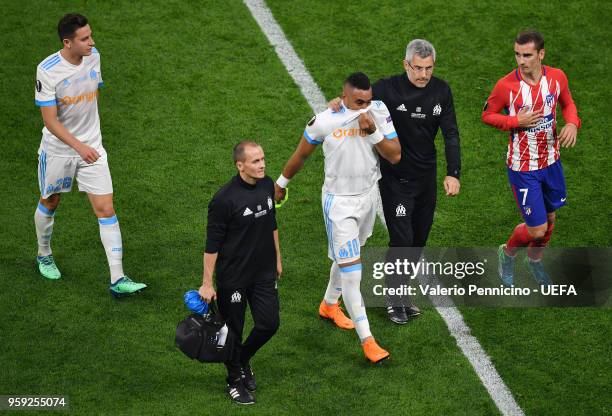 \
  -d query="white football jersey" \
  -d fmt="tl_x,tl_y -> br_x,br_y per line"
304,100 -> 397,195
35,48 -> 105,157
